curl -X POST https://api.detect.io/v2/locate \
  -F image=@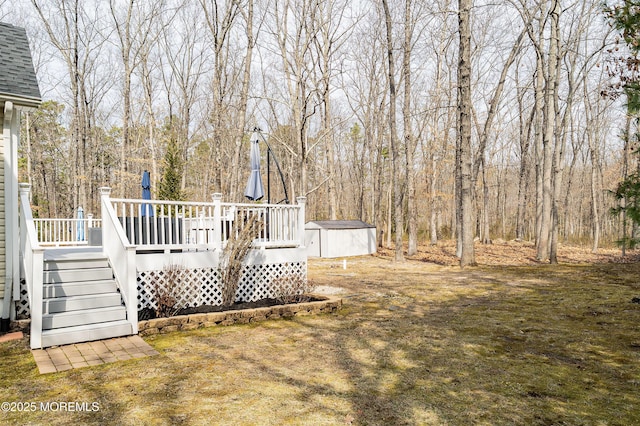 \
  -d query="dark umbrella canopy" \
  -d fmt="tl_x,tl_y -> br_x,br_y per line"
244,133 -> 265,201
141,170 -> 154,217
